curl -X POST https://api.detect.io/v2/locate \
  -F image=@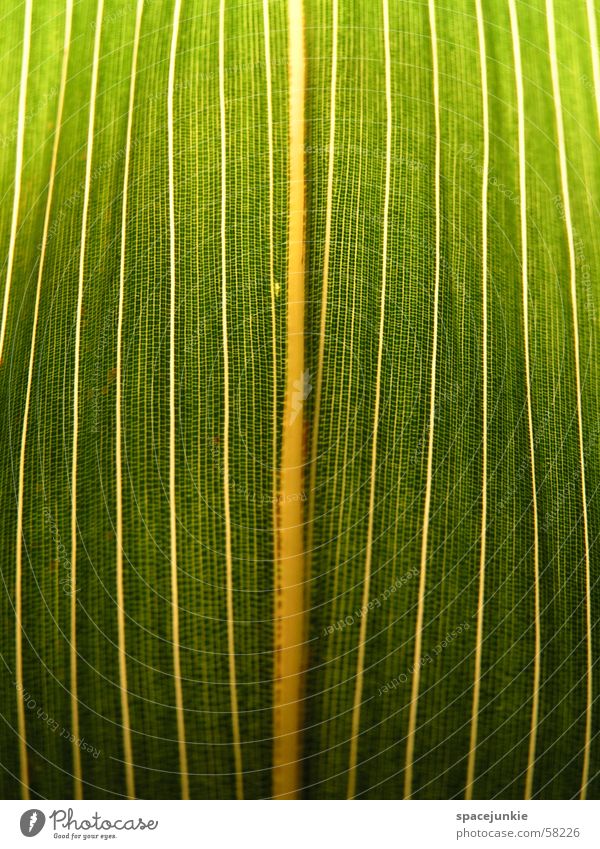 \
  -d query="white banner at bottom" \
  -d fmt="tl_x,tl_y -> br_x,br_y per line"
0,799 -> 597,848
